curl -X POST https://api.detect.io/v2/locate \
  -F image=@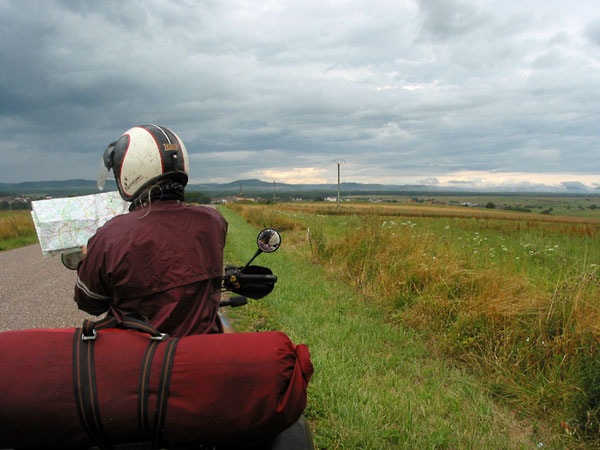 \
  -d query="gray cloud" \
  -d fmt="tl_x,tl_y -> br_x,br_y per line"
562,181 -> 589,191
585,18 -> 600,45
0,0 -> 599,191
417,0 -> 493,41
